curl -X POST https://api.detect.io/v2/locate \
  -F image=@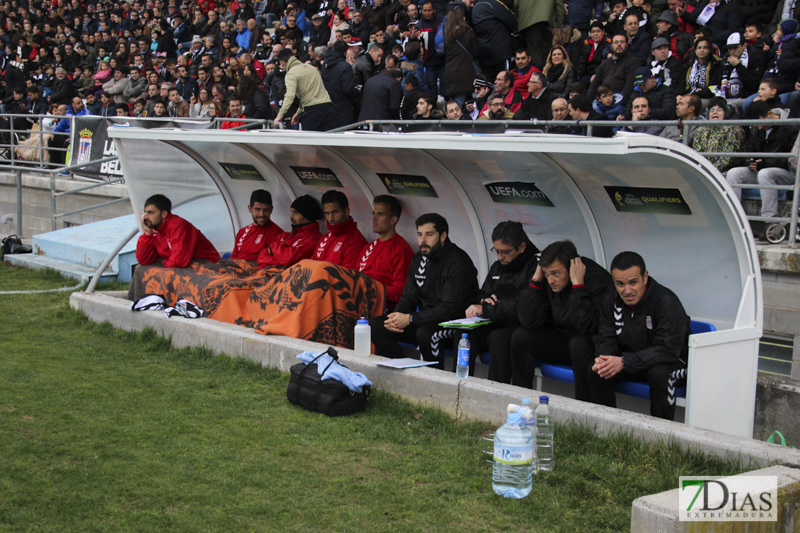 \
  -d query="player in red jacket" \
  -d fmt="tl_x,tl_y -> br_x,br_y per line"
231,189 -> 285,261
313,190 -> 368,270
357,195 -> 414,311
257,194 -> 323,269
135,194 -> 220,268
